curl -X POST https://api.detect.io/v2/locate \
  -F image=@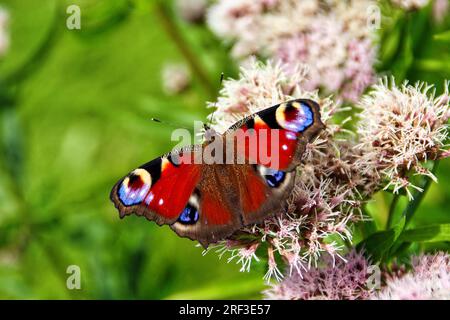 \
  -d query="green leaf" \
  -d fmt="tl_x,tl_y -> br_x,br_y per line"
399,224 -> 450,243
379,22 -> 402,66
404,160 -> 440,226
164,278 -> 266,300
70,0 -> 131,36
384,187 -> 408,197
391,21 -> 414,80
414,59 -> 450,73
433,30 -> 450,42
357,216 -> 405,262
